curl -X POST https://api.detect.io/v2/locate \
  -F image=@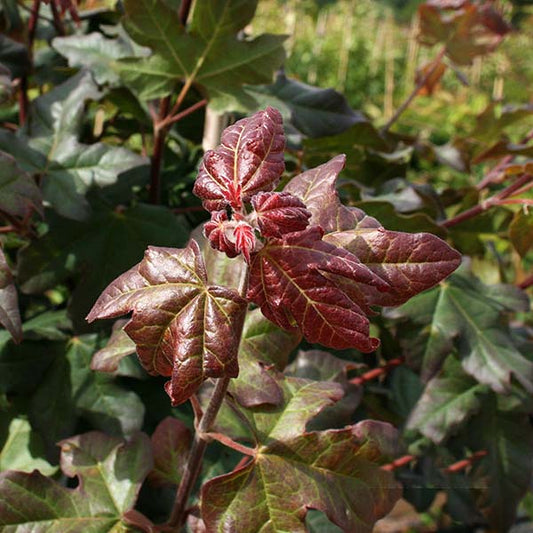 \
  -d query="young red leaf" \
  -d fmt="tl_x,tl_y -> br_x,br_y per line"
86,241 -> 247,405
284,154 -> 379,233
325,229 -> 462,307
247,226 -> 388,351
251,191 -> 311,237
204,210 -> 239,258
233,220 -> 256,263
193,107 -> 285,211
286,155 -> 461,305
